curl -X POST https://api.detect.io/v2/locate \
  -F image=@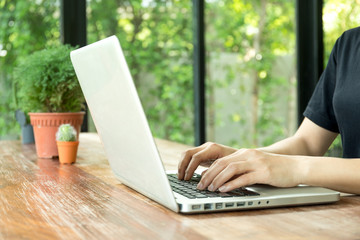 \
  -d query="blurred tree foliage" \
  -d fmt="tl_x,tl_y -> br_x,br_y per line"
0,0 -> 359,150
87,0 -> 194,144
0,0 -> 59,139
206,0 -> 295,147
